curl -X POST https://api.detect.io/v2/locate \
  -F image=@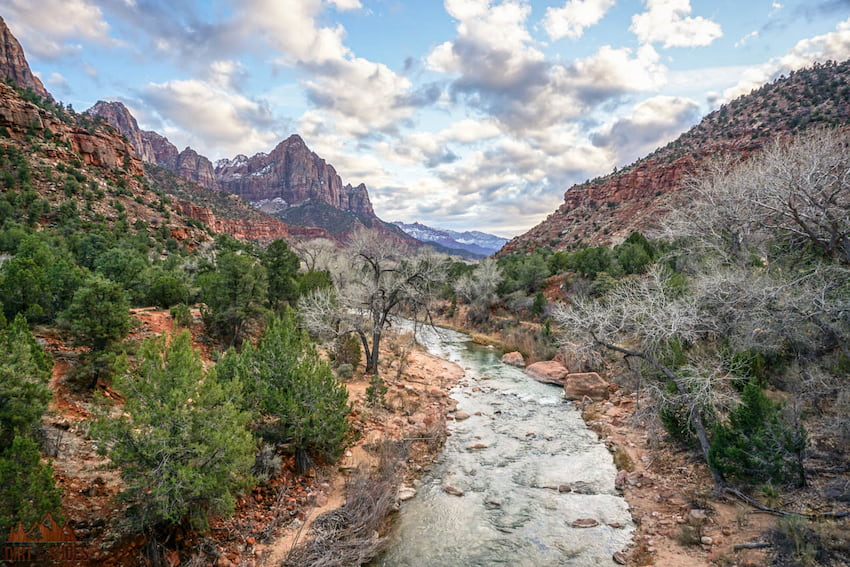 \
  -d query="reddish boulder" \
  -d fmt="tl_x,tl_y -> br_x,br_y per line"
501,351 -> 525,367
564,372 -> 609,401
525,361 -> 570,386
